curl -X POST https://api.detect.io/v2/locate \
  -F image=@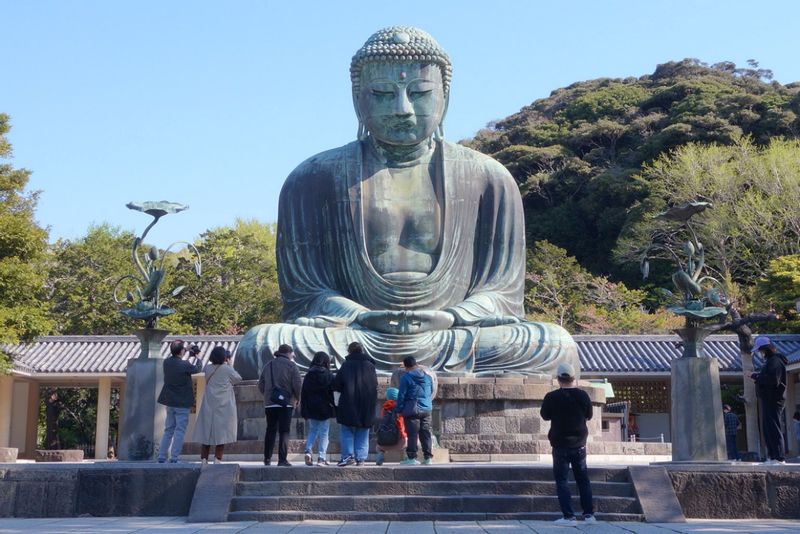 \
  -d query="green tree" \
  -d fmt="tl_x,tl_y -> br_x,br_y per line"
467,59 -> 800,278
753,254 -> 800,331
48,224 -> 141,335
0,114 -> 51,371
525,241 -> 679,333
171,219 -> 281,334
615,138 -> 800,286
